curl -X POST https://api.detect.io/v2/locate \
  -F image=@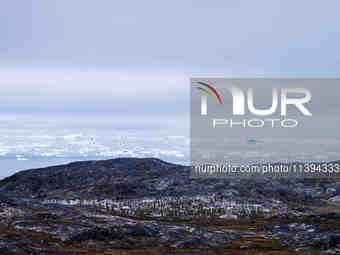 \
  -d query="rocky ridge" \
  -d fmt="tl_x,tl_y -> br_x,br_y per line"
1,158 -> 340,254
